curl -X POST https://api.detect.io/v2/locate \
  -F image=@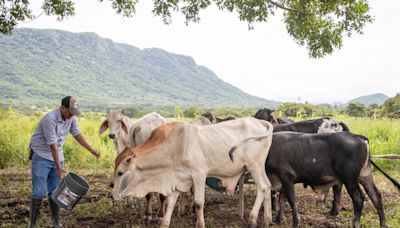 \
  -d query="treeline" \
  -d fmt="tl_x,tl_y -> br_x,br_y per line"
277,94 -> 399,119
121,93 -> 400,120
